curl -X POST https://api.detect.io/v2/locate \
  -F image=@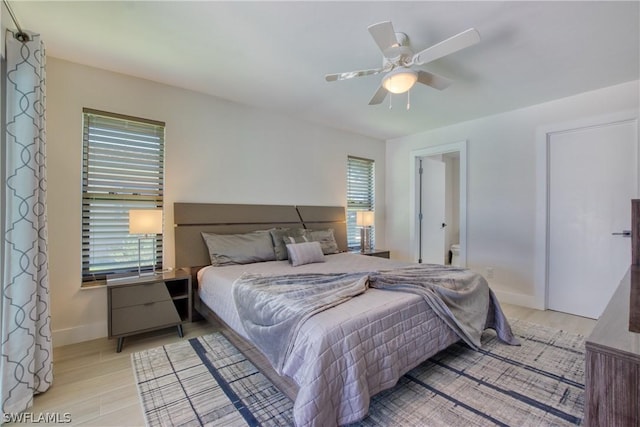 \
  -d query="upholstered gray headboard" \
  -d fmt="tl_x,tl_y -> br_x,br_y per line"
173,203 -> 347,268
